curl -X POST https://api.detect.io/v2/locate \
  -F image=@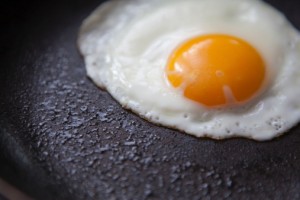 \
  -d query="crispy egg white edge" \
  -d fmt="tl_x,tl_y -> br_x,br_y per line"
78,0 -> 300,141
